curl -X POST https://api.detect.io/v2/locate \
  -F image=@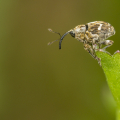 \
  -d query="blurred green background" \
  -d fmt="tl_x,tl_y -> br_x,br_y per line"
0,0 -> 119,120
